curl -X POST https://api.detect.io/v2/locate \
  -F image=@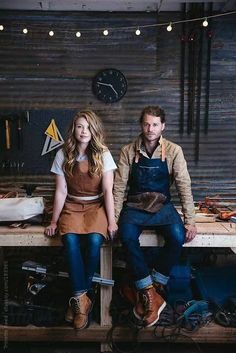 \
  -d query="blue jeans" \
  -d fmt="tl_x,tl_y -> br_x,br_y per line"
119,223 -> 185,290
62,233 -> 103,296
